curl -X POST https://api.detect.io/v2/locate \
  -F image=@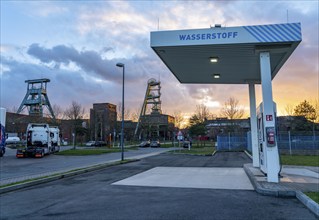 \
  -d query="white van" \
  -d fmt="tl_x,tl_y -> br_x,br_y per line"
6,137 -> 20,144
